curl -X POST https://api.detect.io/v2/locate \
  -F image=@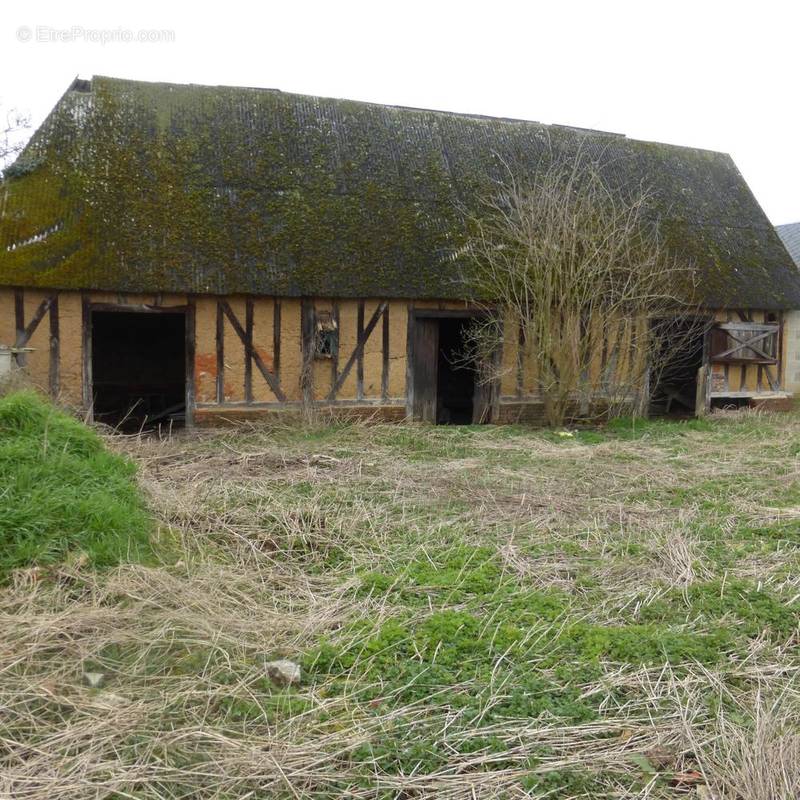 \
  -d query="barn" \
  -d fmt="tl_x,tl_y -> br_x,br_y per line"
2,75 -> 800,427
